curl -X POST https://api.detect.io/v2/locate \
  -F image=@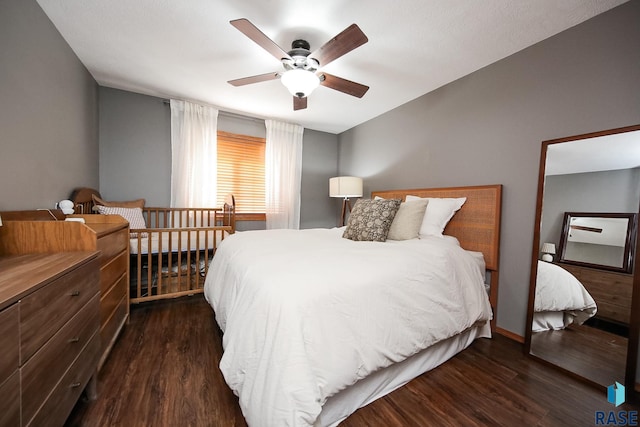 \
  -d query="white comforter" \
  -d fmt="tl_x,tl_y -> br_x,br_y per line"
534,260 -> 597,330
204,228 -> 492,427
